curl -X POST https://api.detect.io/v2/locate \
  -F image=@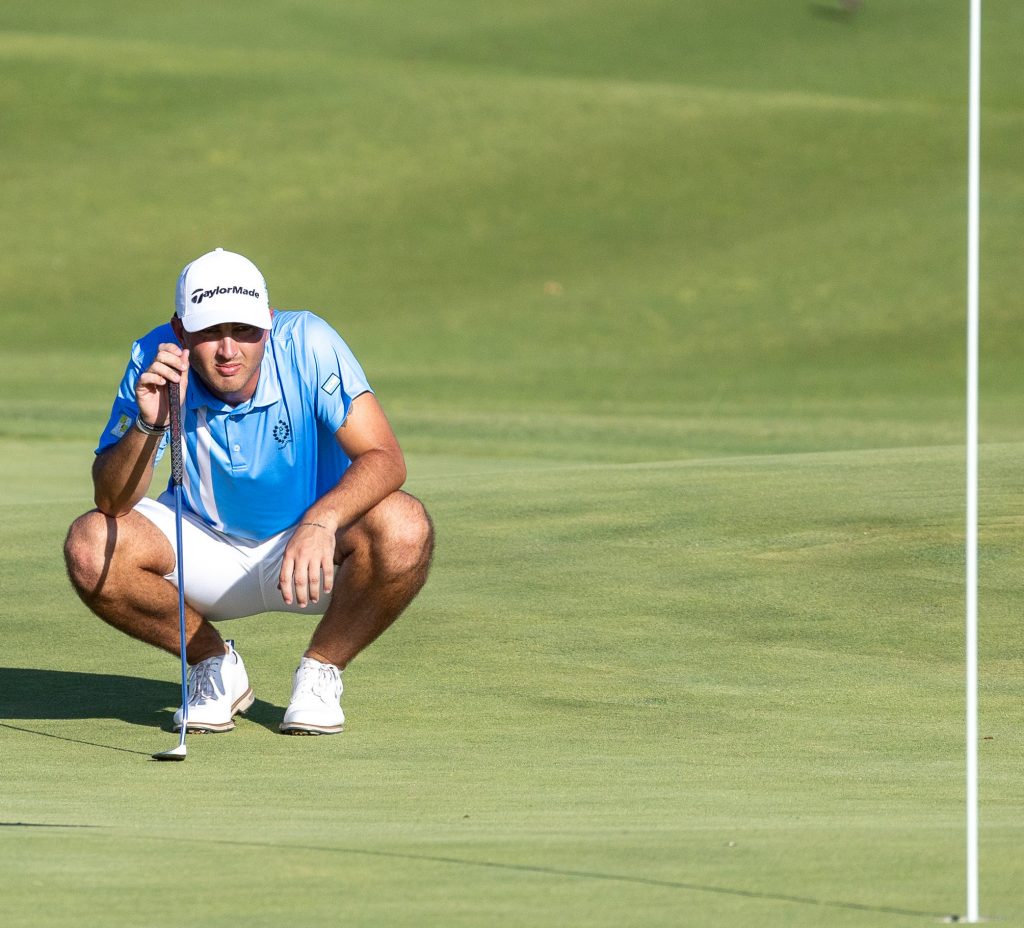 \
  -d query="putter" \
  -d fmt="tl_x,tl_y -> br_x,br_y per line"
153,380 -> 189,761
